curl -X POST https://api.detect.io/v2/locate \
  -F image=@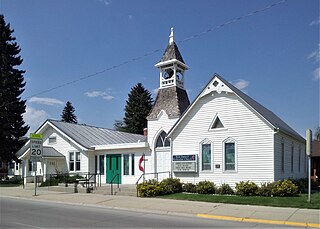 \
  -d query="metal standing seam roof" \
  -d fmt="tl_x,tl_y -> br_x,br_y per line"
43,147 -> 65,158
49,120 -> 147,149
16,145 -> 65,158
168,74 -> 305,142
